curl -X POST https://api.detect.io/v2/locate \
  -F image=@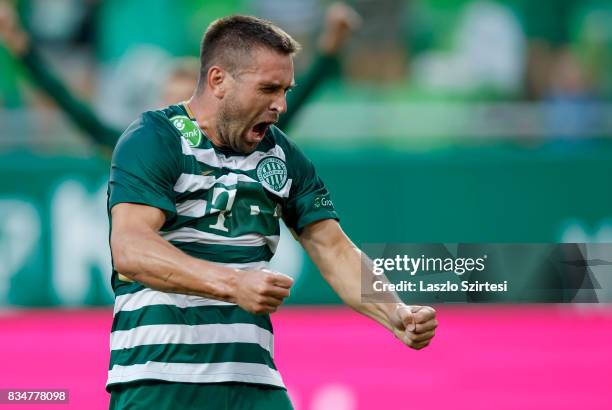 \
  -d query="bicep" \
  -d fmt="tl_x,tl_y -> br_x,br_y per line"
299,219 -> 353,267
111,203 -> 166,241
110,203 -> 174,279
